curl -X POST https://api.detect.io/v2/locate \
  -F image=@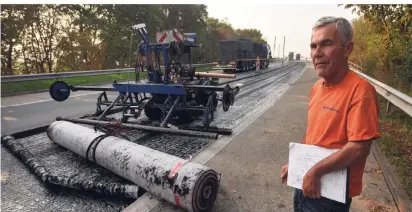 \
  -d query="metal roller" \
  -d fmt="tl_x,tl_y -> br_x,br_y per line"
55,116 -> 219,140
47,121 -> 220,212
